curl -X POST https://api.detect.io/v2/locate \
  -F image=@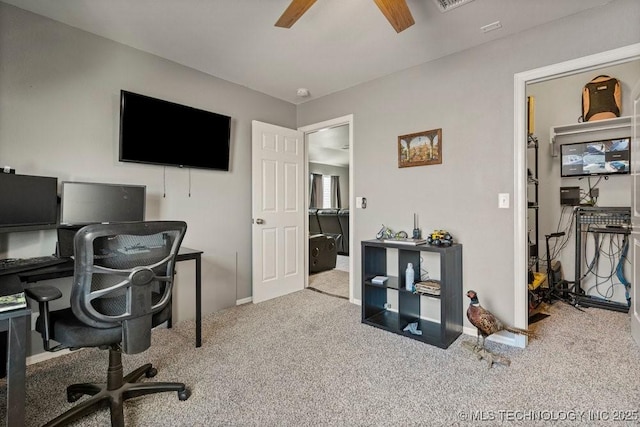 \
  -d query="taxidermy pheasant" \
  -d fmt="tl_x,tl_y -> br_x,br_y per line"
466,290 -> 537,350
